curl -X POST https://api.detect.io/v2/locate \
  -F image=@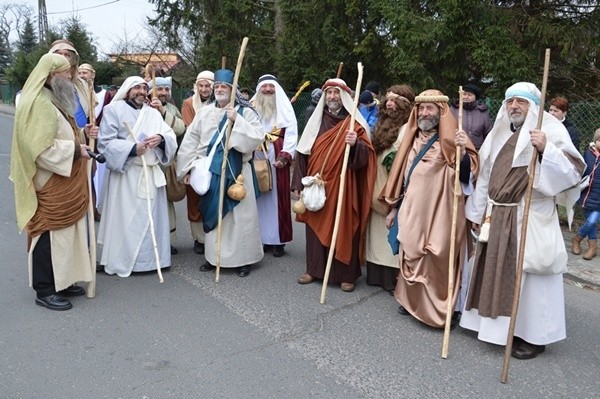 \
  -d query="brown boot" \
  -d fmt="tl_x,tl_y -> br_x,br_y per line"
571,234 -> 583,255
583,239 -> 597,260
